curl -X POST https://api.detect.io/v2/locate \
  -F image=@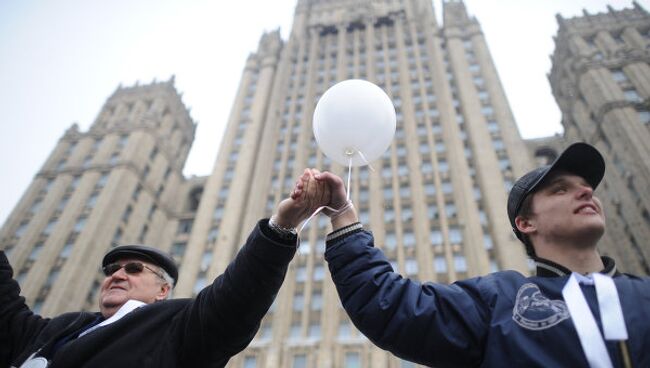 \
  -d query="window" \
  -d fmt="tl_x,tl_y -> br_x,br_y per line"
45,269 -> 60,286
177,219 -> 192,234
430,230 -> 443,245
86,193 -> 98,209
122,205 -> 132,223
338,319 -> 351,337
292,354 -> 307,368
109,153 -> 119,165
193,276 -> 207,294
208,227 -> 219,242
313,264 -> 325,281
73,217 -> 86,233
171,242 -> 186,259
15,221 -> 29,237
59,241 -> 73,258
118,134 -> 129,148
454,254 -> 468,272
405,258 -> 418,275
434,256 -> 447,273
492,139 -> 505,150
243,356 -> 257,368
29,242 -> 44,261
623,89 -> 641,102
403,231 -> 415,248
445,203 -> 457,217
201,250 -> 212,271
428,205 -> 439,219
70,175 -> 81,190
449,227 -> 463,244
132,185 -> 141,200
311,291 -> 323,310
481,106 -> 494,116
44,178 -> 55,192
638,110 -> 650,124
611,69 -> 628,83
289,323 -> 301,339
441,181 -> 453,194
487,120 -> 499,132
97,172 -> 109,188
293,293 -> 304,311
138,225 -> 148,243
295,265 -> 307,282
384,208 -> 395,222
344,352 -> 361,368
56,158 -> 66,170
437,160 -> 449,173
43,219 -> 57,235
484,234 -> 494,250
308,323 -> 321,338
